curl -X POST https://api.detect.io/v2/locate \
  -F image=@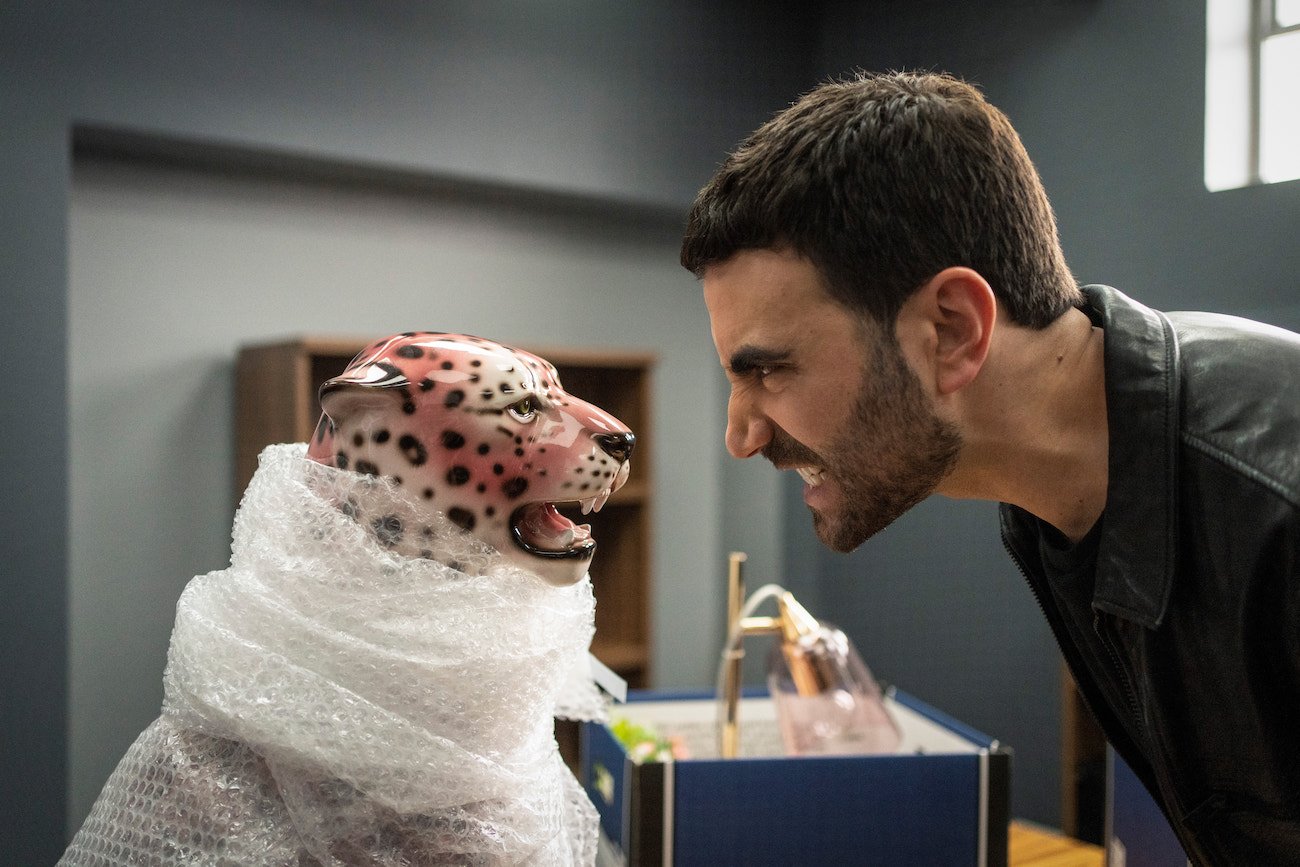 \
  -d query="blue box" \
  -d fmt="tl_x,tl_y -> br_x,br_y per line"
581,689 -> 1010,866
